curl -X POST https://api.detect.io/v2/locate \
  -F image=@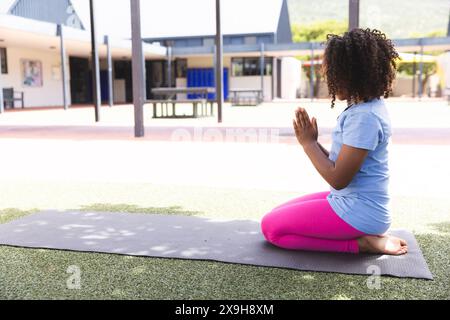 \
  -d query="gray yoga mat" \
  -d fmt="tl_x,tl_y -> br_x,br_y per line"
0,211 -> 433,279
